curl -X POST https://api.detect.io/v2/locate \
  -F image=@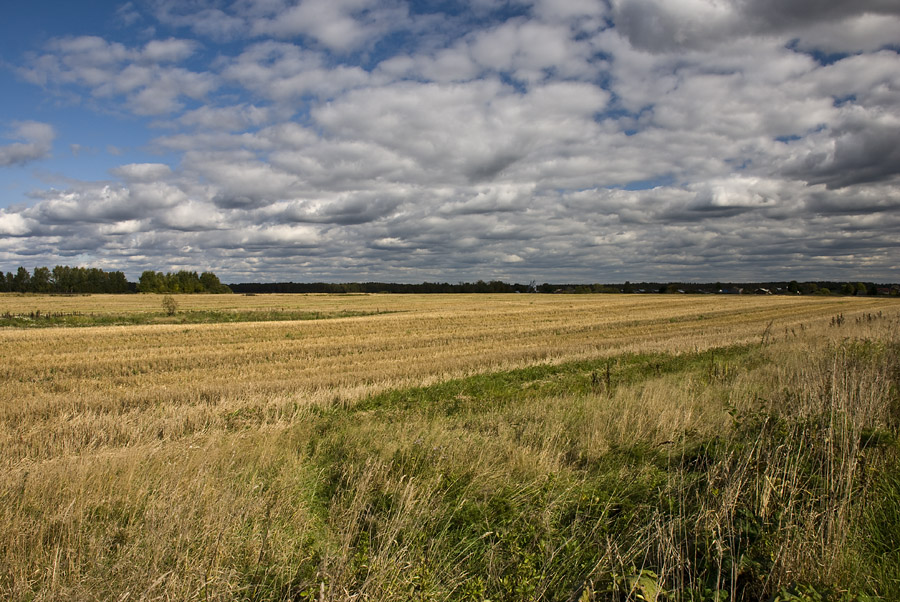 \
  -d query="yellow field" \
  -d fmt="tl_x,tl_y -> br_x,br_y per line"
2,293 -> 899,600
2,293 -> 897,464
0,293 -> 893,466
